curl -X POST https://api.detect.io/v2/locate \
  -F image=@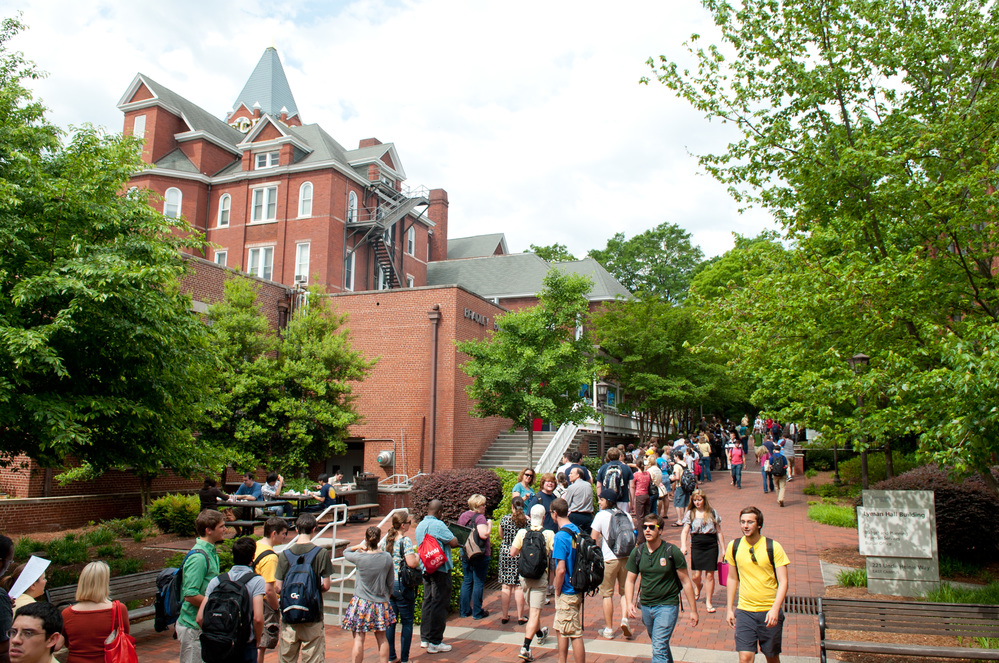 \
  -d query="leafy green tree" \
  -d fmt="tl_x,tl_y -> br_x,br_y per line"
203,279 -> 373,472
457,270 -> 598,466
648,0 -> 999,493
0,18 -> 223,505
588,222 -> 704,302
526,243 -> 577,263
